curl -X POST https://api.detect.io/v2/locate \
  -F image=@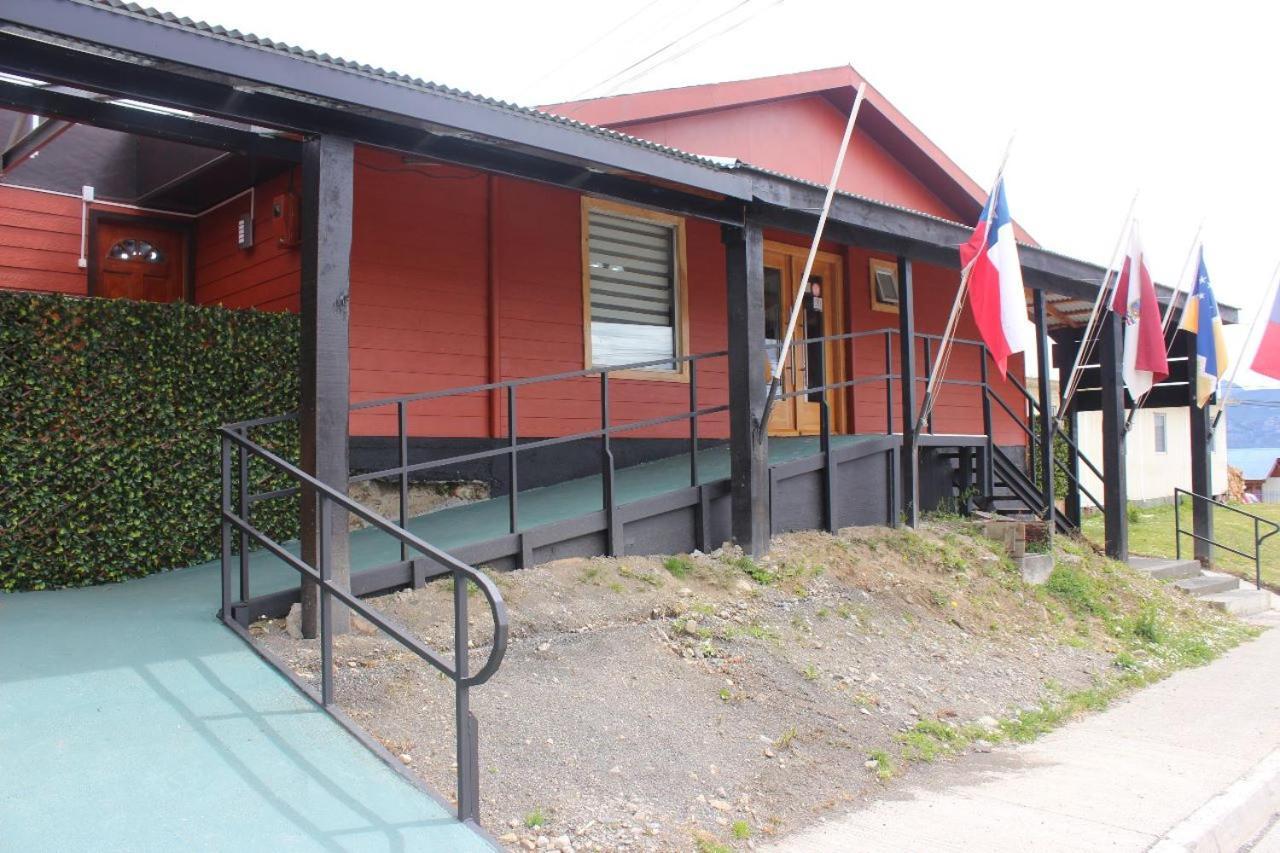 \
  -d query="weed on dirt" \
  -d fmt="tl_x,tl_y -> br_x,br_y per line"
254,521 -> 1255,851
